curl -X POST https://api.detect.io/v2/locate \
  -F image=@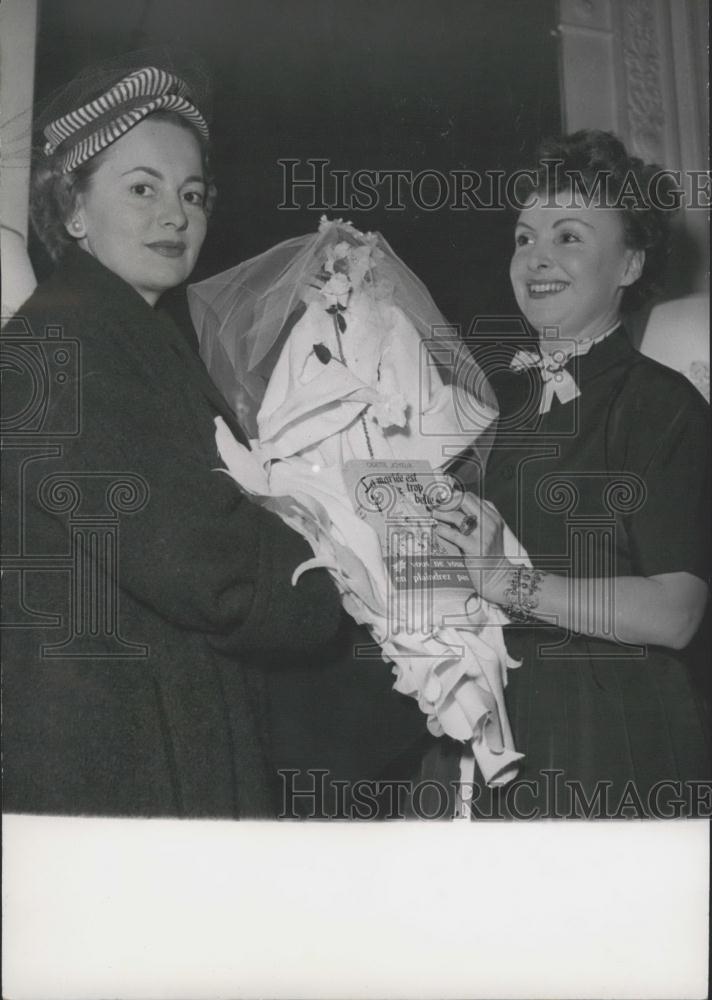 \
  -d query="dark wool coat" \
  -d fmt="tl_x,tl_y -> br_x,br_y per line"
1,247 -> 427,818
